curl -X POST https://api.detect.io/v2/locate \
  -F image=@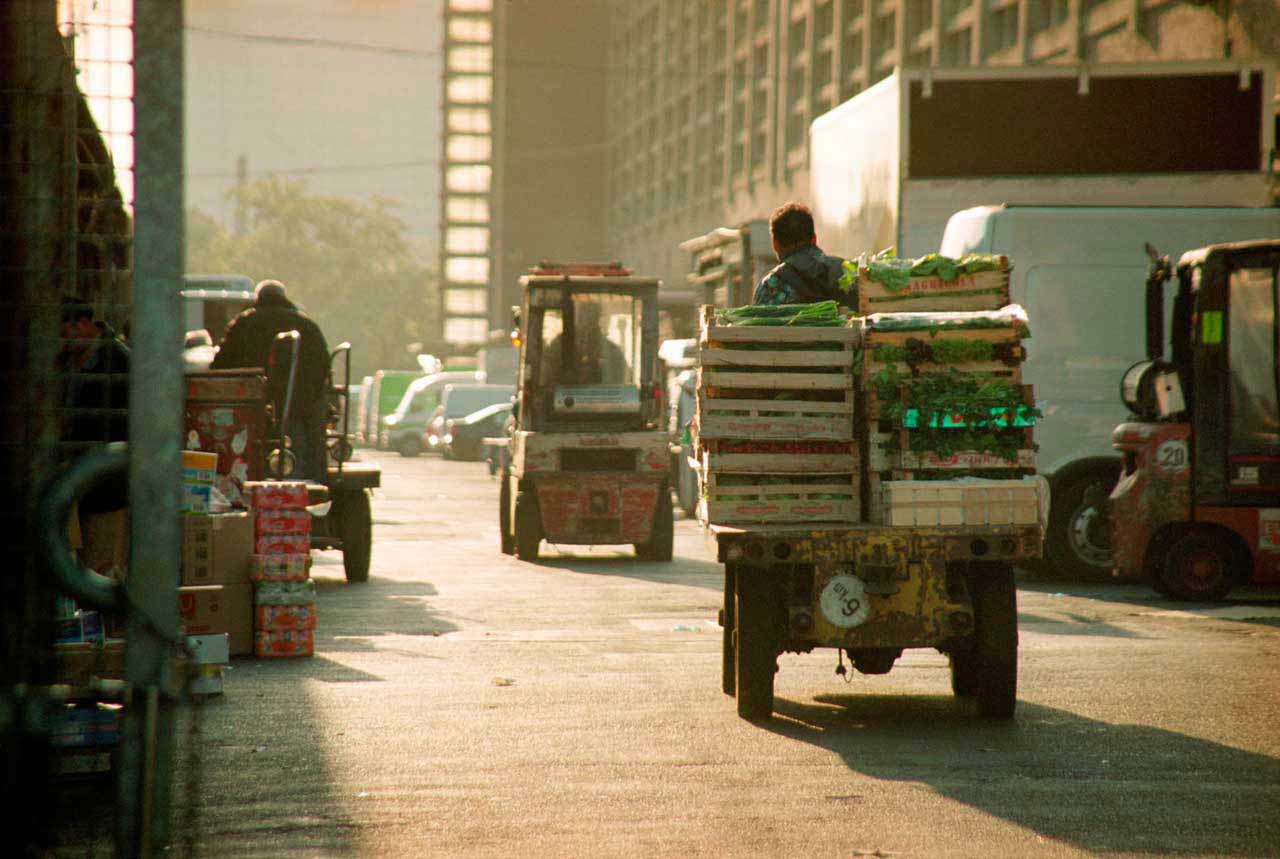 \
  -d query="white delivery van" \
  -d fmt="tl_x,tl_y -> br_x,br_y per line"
940,204 -> 1280,578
